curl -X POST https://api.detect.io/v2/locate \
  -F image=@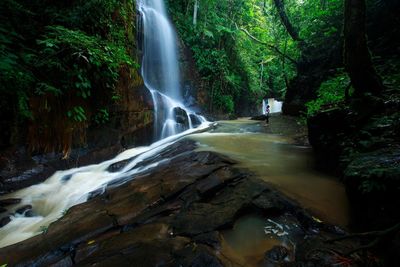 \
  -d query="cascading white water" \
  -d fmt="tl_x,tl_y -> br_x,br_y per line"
0,125 -> 210,248
138,0 -> 205,140
262,98 -> 283,114
262,99 -> 267,115
0,0 -> 210,248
